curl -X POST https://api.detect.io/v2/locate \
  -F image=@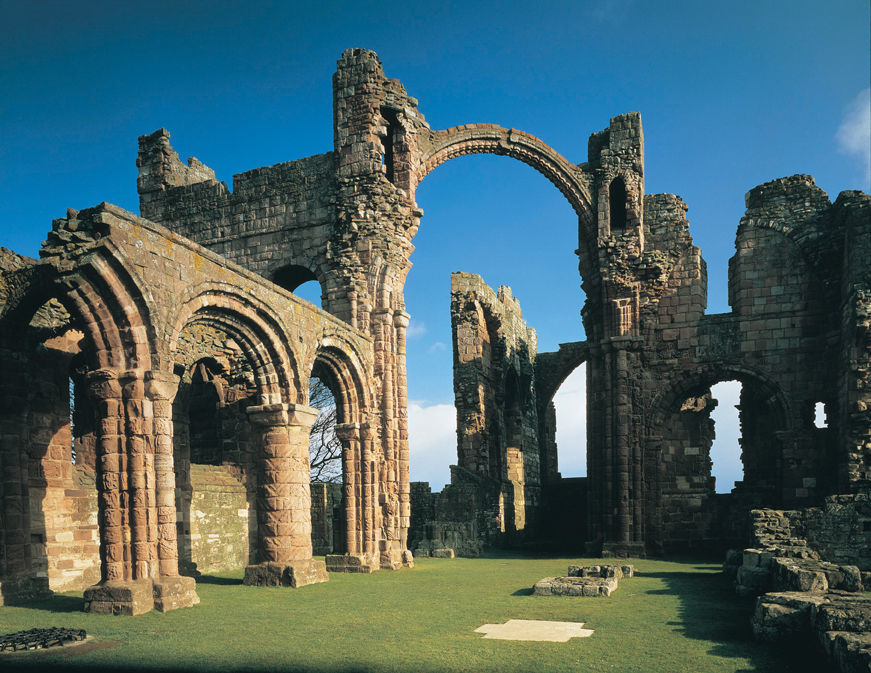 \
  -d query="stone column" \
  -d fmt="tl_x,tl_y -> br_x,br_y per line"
243,403 -> 328,588
83,369 -> 198,615
325,423 -> 377,573
393,311 -> 414,567
145,370 -> 199,612
361,422 -> 379,557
